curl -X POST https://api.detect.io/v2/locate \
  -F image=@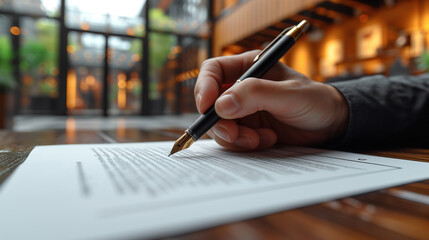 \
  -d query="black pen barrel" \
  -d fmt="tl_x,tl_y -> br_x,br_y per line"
187,105 -> 220,140
239,35 -> 295,80
188,35 -> 296,141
